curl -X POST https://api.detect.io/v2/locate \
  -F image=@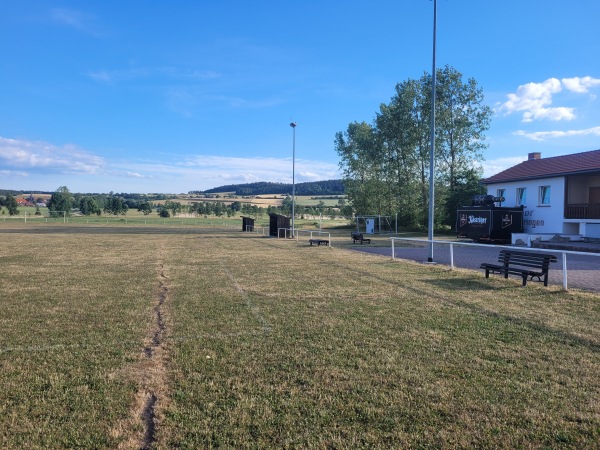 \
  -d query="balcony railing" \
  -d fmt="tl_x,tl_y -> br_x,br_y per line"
565,203 -> 600,219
